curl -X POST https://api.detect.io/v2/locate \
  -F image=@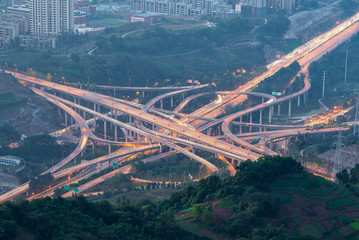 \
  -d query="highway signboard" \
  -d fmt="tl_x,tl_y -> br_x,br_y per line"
113,162 -> 118,167
73,188 -> 79,192
64,186 -> 71,191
